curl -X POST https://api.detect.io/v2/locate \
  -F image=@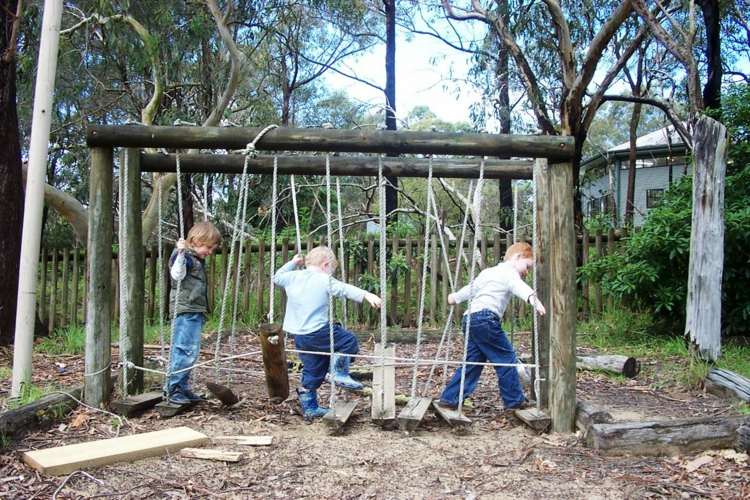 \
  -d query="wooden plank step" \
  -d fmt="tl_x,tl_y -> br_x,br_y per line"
22,426 -> 209,475
111,391 -> 163,417
397,397 -> 432,432
155,399 -> 199,418
514,407 -> 551,432
323,400 -> 358,433
212,435 -> 274,446
431,400 -> 471,428
180,448 -> 243,462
